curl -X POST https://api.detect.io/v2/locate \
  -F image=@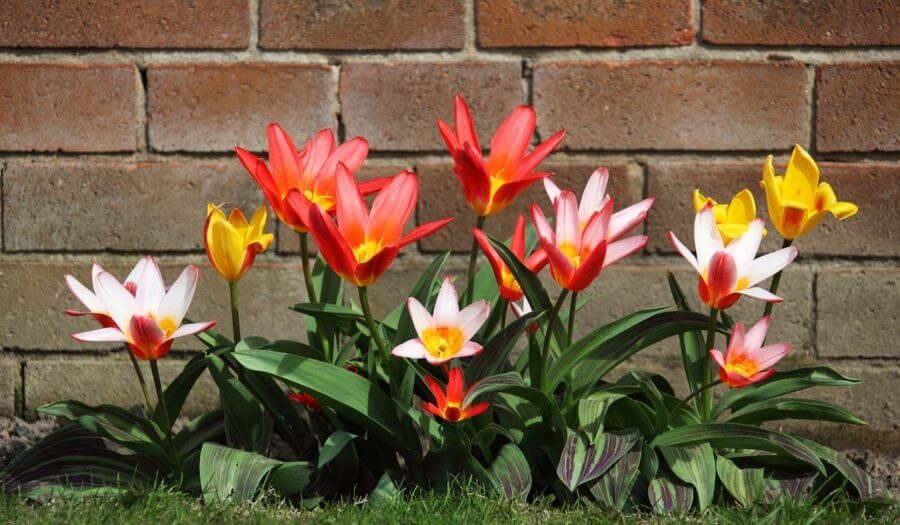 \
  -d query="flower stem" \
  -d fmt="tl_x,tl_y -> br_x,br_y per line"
465,215 -> 487,303
763,238 -> 793,318
669,379 -> 723,426
299,232 -> 318,304
126,348 -> 154,415
567,291 -> 578,348
540,289 -> 569,391
228,280 -> 241,342
150,360 -> 174,449
700,307 -> 719,420
358,286 -> 390,363
499,298 -> 508,331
